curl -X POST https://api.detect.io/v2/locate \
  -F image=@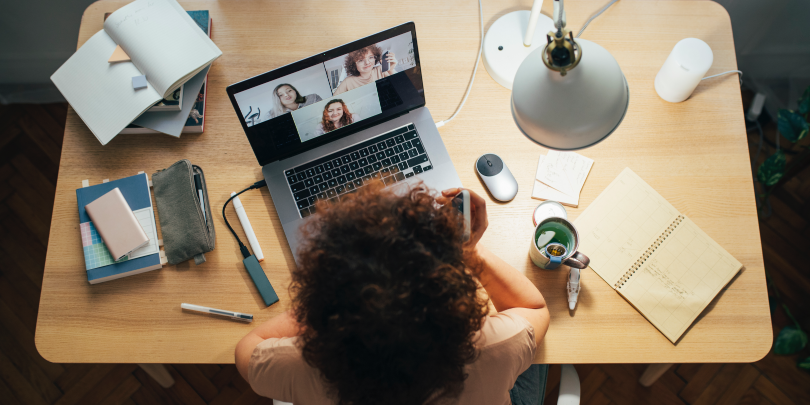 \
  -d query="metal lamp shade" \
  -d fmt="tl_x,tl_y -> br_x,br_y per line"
511,39 -> 629,150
